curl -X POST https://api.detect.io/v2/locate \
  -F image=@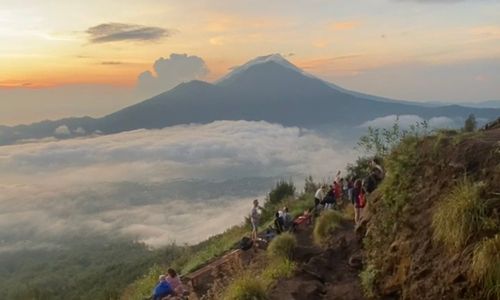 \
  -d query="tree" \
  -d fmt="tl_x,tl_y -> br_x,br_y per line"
464,114 -> 477,132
